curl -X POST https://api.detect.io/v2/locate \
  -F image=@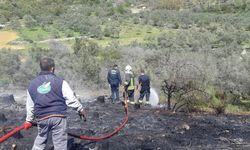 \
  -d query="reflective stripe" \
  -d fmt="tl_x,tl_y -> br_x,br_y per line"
128,77 -> 135,90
